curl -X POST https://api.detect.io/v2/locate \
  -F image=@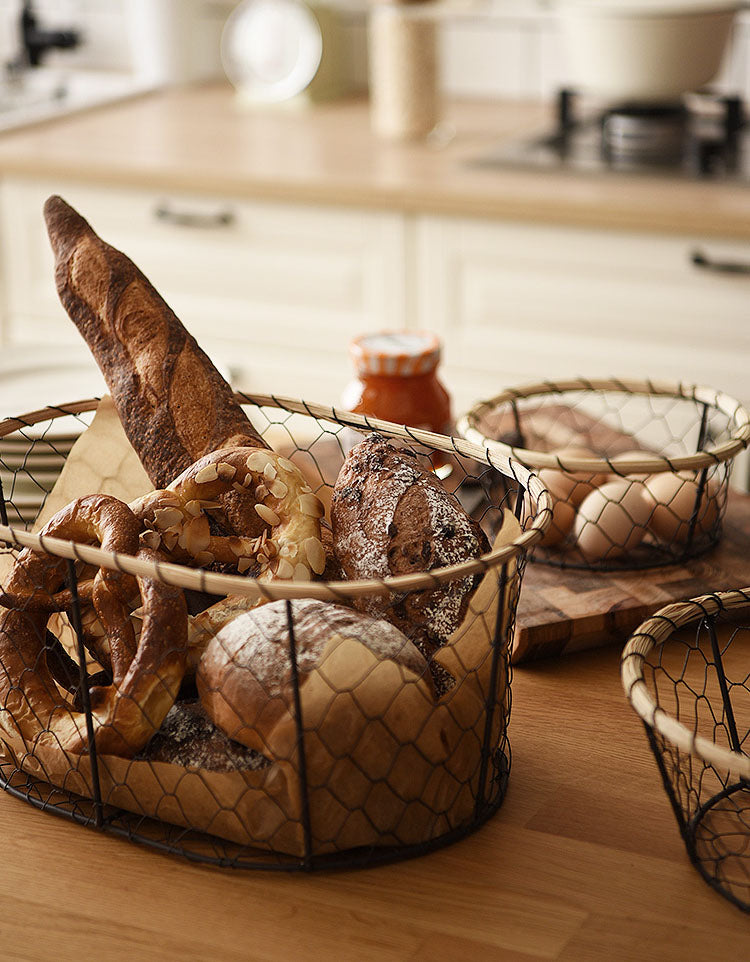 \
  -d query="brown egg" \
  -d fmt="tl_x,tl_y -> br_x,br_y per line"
644,472 -> 720,544
537,495 -> 577,547
574,478 -> 652,562
540,446 -> 608,507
